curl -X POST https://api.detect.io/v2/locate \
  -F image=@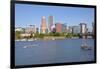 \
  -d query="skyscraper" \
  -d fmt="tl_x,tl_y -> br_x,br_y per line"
48,16 -> 53,32
80,23 -> 87,34
41,16 -> 47,34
